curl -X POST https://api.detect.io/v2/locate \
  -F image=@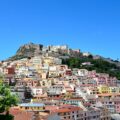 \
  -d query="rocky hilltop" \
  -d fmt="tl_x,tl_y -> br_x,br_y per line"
8,43 -> 82,61
7,43 -> 120,68
8,43 -> 43,61
5,42 -> 120,79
